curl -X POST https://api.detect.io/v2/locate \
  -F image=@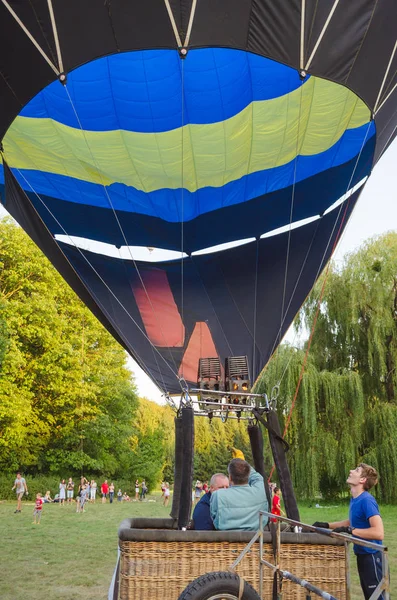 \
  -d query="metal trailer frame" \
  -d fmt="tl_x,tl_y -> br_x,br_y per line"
228,512 -> 390,600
